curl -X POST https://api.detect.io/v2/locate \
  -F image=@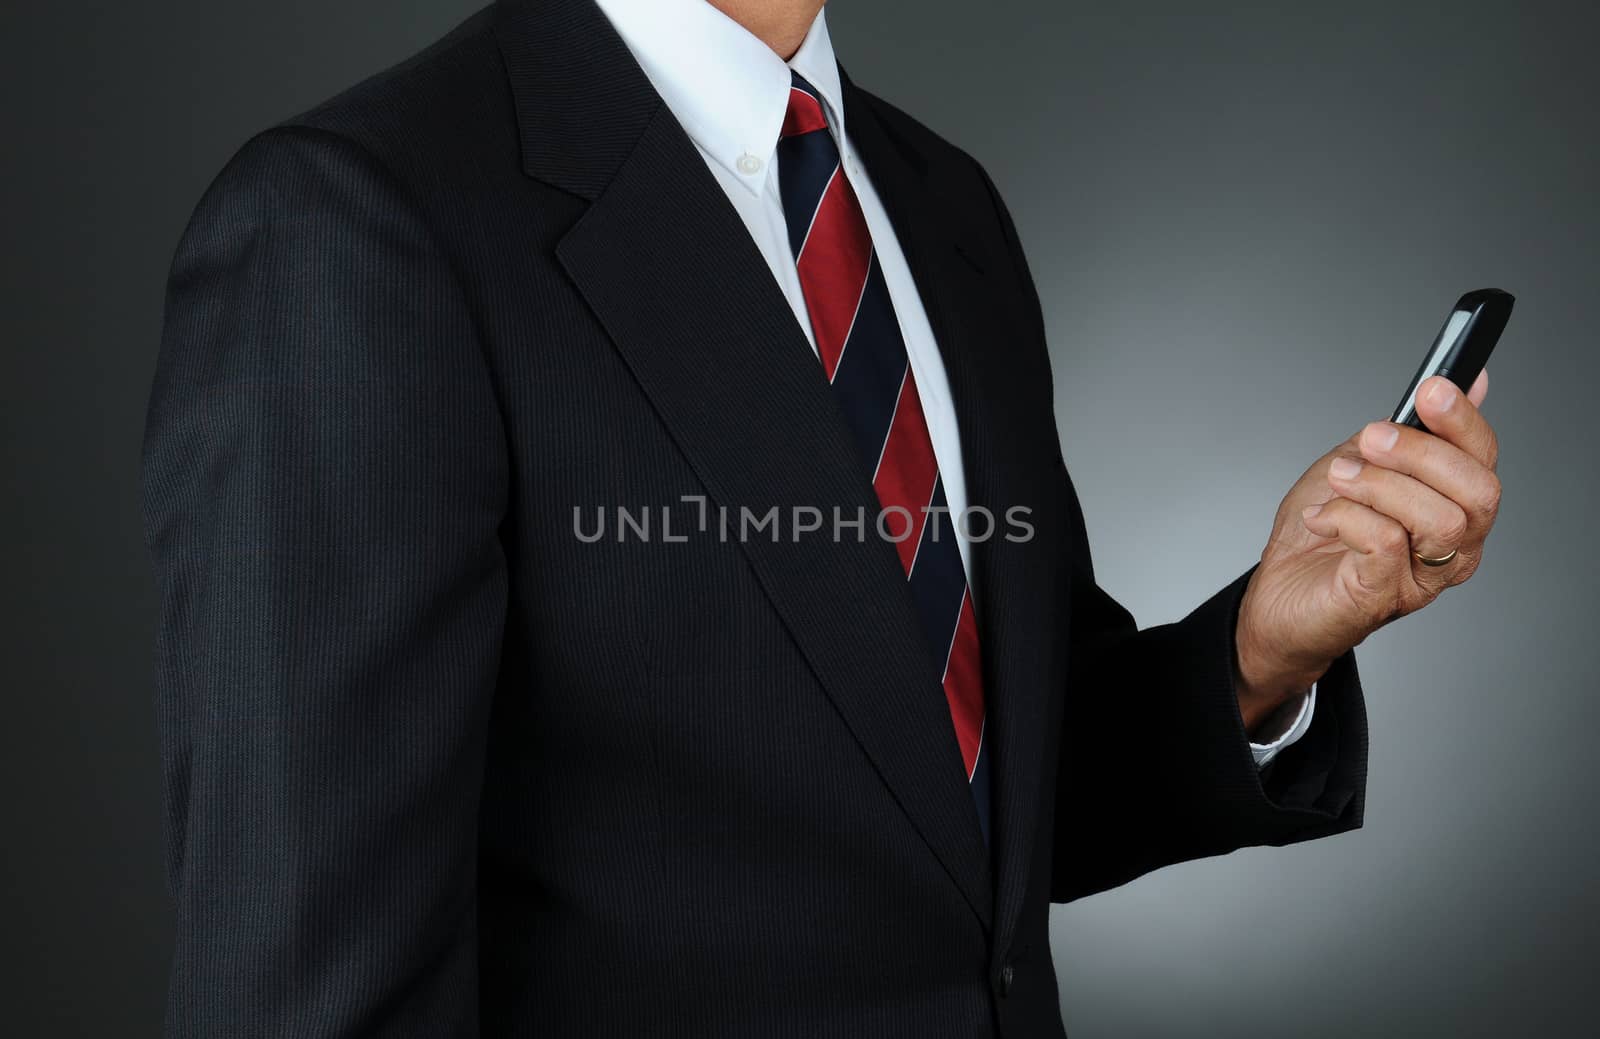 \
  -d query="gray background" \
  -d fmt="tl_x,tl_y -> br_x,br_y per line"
2,0 -> 1595,1035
